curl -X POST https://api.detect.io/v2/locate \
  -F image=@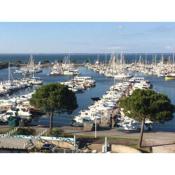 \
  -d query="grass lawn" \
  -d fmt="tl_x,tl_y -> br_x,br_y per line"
0,126 -> 11,134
